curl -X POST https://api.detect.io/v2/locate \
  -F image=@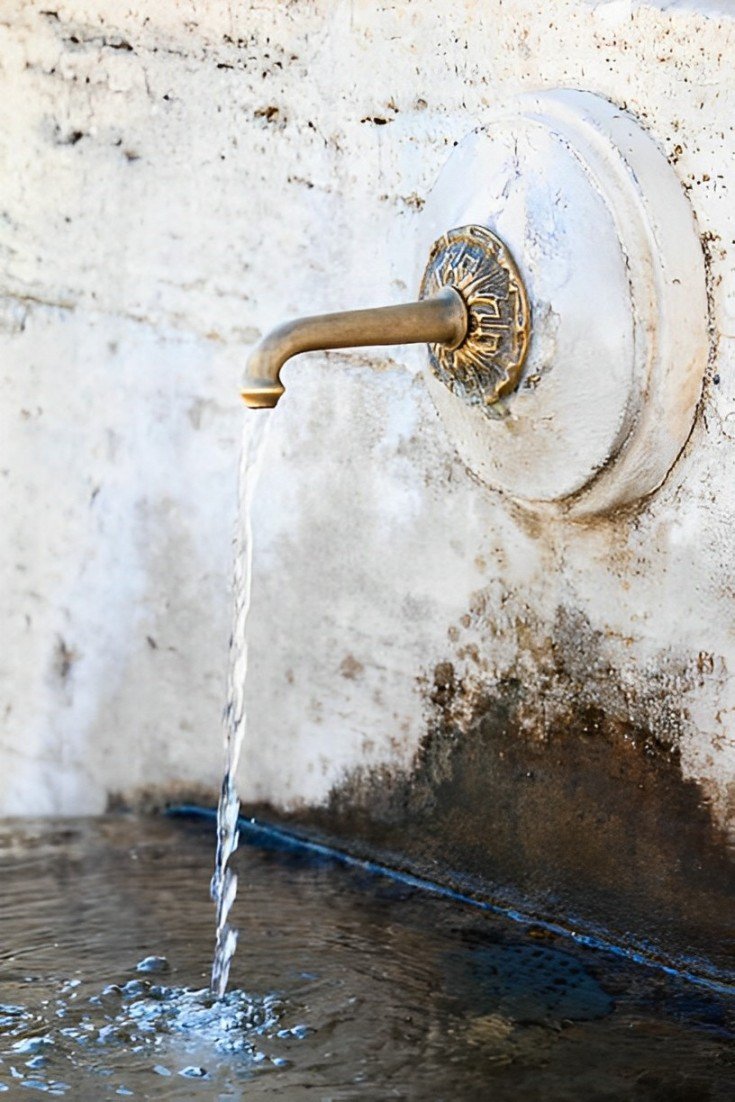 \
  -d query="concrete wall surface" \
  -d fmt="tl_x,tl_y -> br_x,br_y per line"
1,0 -> 734,970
